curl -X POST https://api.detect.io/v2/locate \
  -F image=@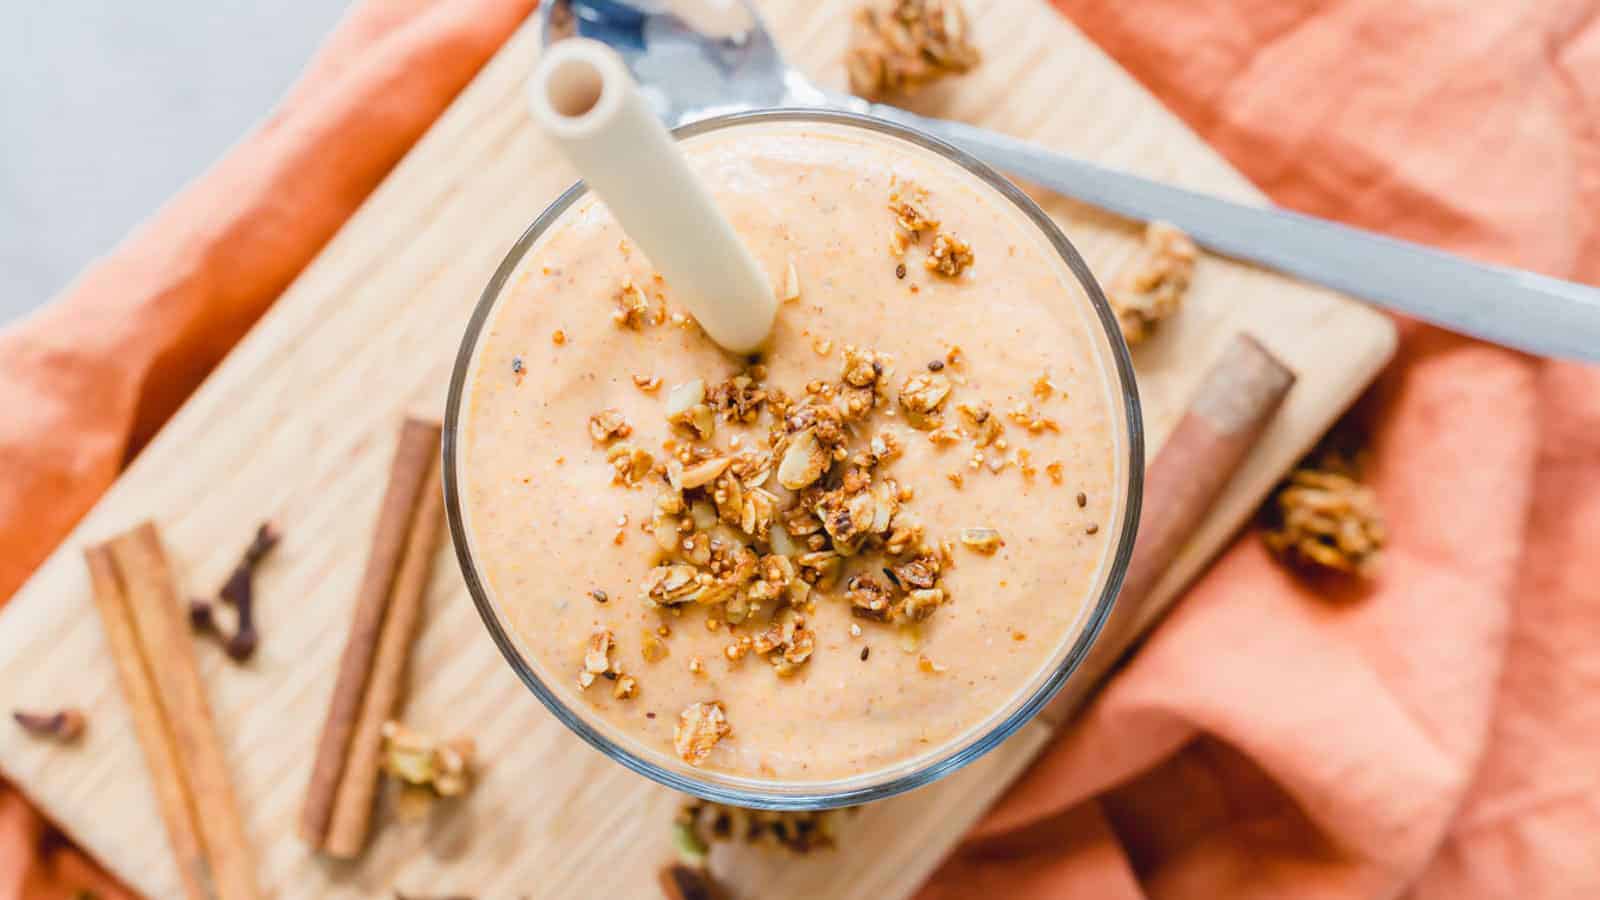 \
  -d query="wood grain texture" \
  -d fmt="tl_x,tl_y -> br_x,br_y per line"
0,1 -> 1394,897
